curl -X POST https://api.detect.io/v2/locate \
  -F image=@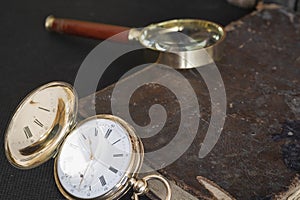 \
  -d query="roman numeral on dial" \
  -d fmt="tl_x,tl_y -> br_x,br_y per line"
95,128 -> 98,136
23,126 -> 33,139
109,166 -> 118,174
99,175 -> 106,186
113,154 -> 124,157
38,107 -> 50,112
104,129 -> 112,139
34,119 -> 43,127
112,139 -> 121,145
